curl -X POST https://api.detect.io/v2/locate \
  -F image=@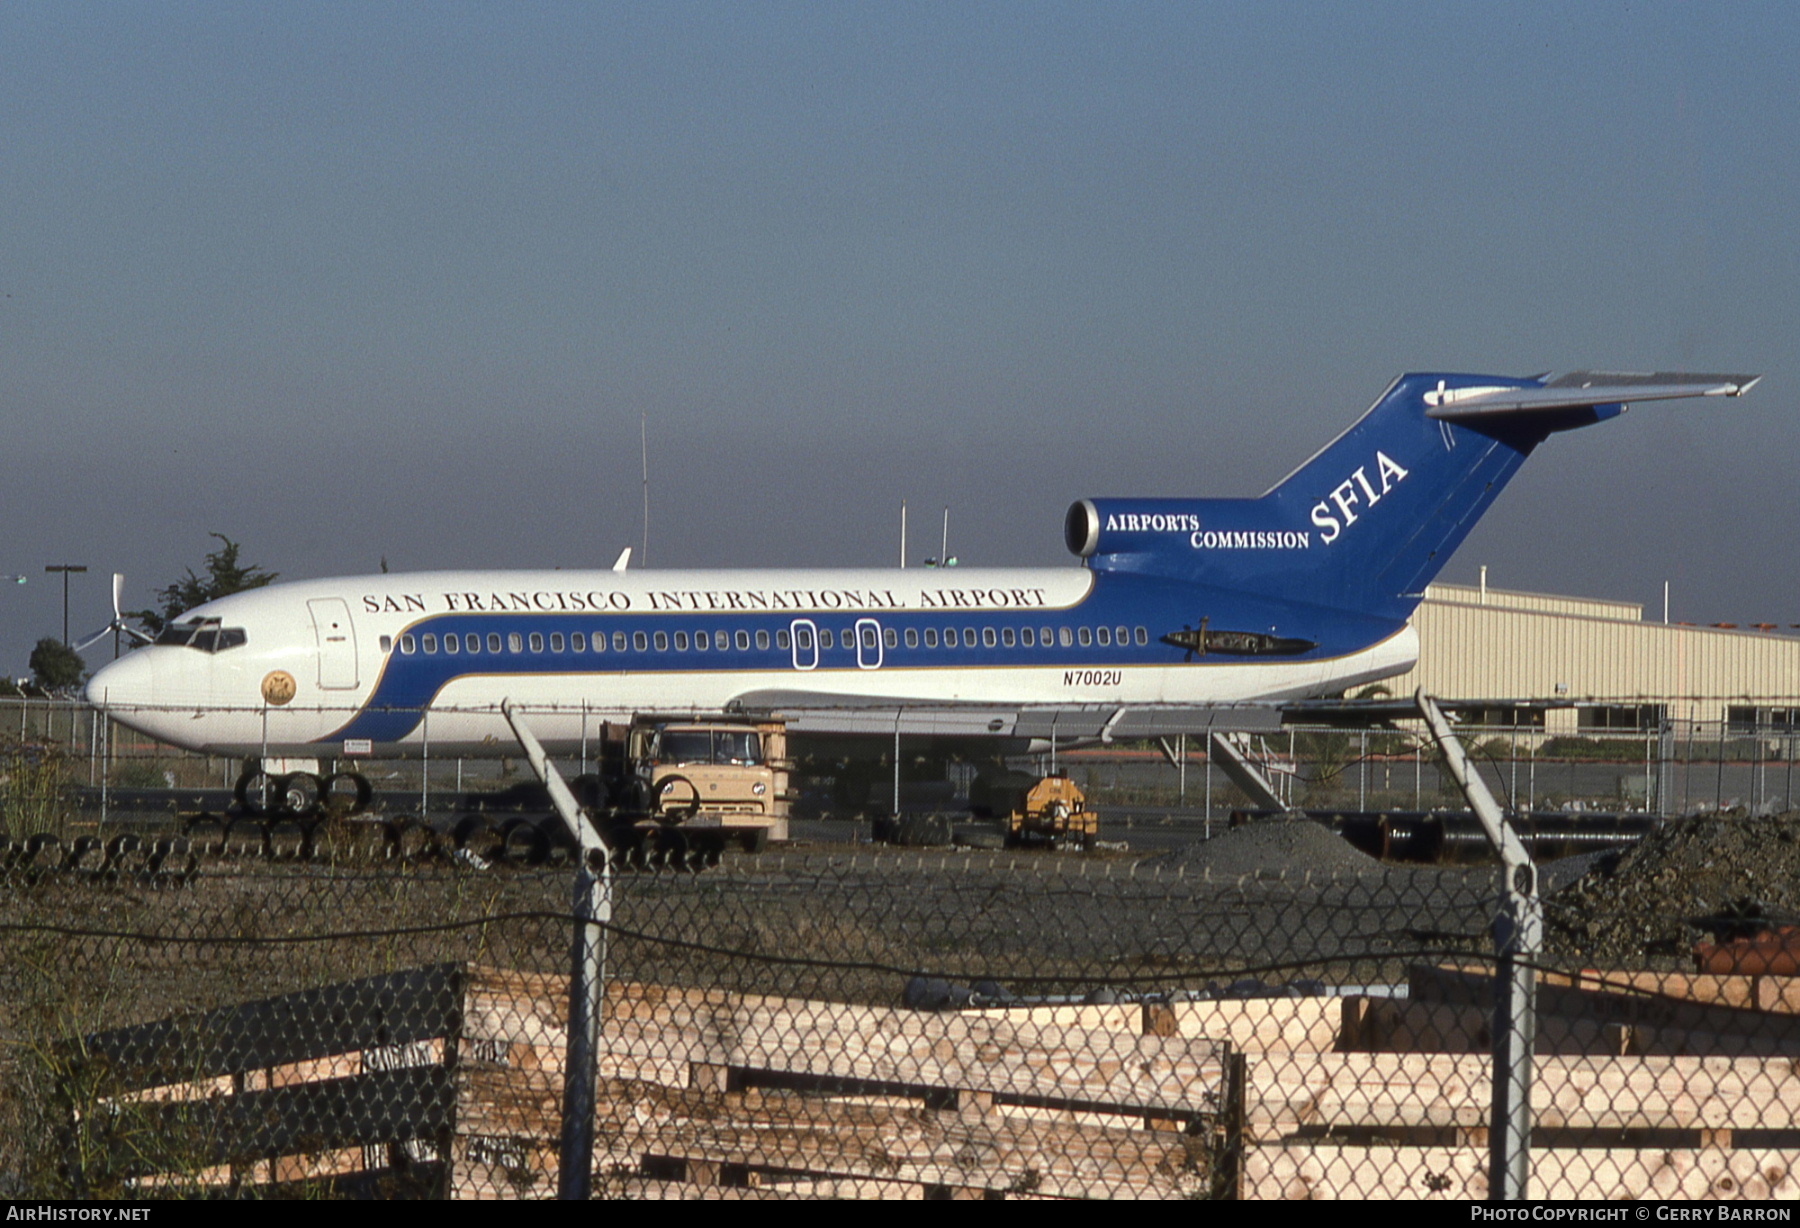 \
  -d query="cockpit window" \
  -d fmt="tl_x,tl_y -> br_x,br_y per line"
154,619 -> 247,653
